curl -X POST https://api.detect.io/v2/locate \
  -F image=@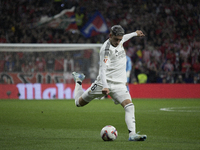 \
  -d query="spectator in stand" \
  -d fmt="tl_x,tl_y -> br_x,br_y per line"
46,53 -> 55,72
174,47 -> 181,71
192,59 -> 200,74
36,53 -> 46,62
135,45 -> 143,61
35,56 -> 46,72
165,72 -> 175,84
147,57 -> 158,83
181,58 -> 191,80
190,49 -> 200,65
64,53 -> 74,72
134,58 -> 144,82
13,54 -> 22,72
75,7 -> 85,29
193,37 -> 200,50
142,46 -> 151,64
73,50 -> 84,71
5,57 -> 15,72
175,74 -> 185,84
14,59 -> 21,72
180,45 -> 191,61
197,72 -> 200,82
137,72 -> 148,84
163,59 -> 174,72
82,49 -> 93,76
29,56 -> 36,72
64,53 -> 74,83
151,47 -> 162,63
4,52 -> 12,61
89,64 -> 98,83
126,42 -> 135,59
131,77 -> 138,84
193,75 -> 200,84
21,60 -> 30,73
162,77 -> 167,83
0,54 -> 5,72
54,55 -> 64,72
74,62 -> 81,72
0,34 -> 7,43
166,49 -> 176,66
